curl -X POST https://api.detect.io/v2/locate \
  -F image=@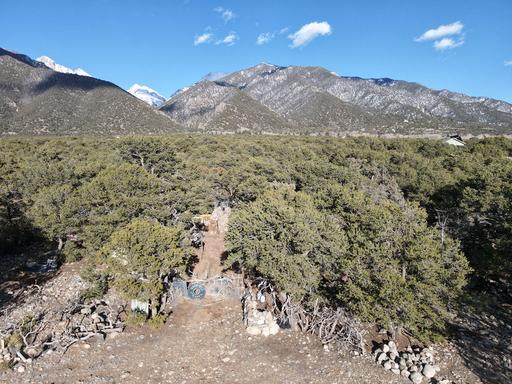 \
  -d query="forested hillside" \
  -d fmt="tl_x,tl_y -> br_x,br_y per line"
1,136 -> 511,341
